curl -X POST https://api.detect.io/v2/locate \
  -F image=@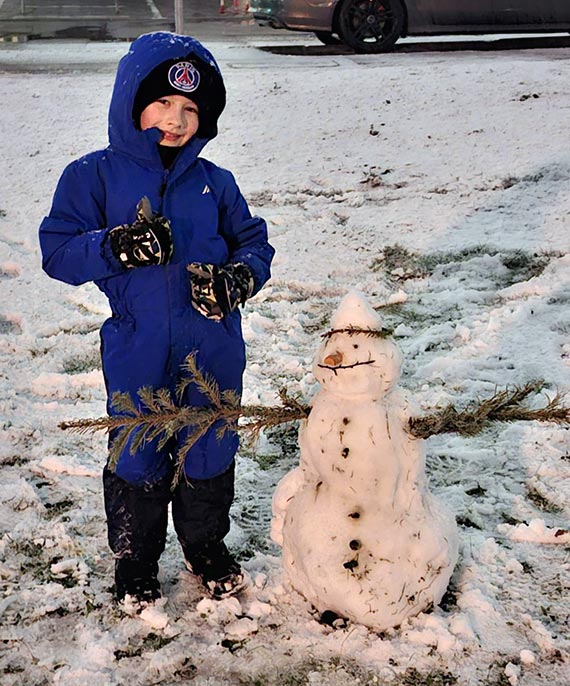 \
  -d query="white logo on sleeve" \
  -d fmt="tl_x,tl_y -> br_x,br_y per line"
202,185 -> 210,194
